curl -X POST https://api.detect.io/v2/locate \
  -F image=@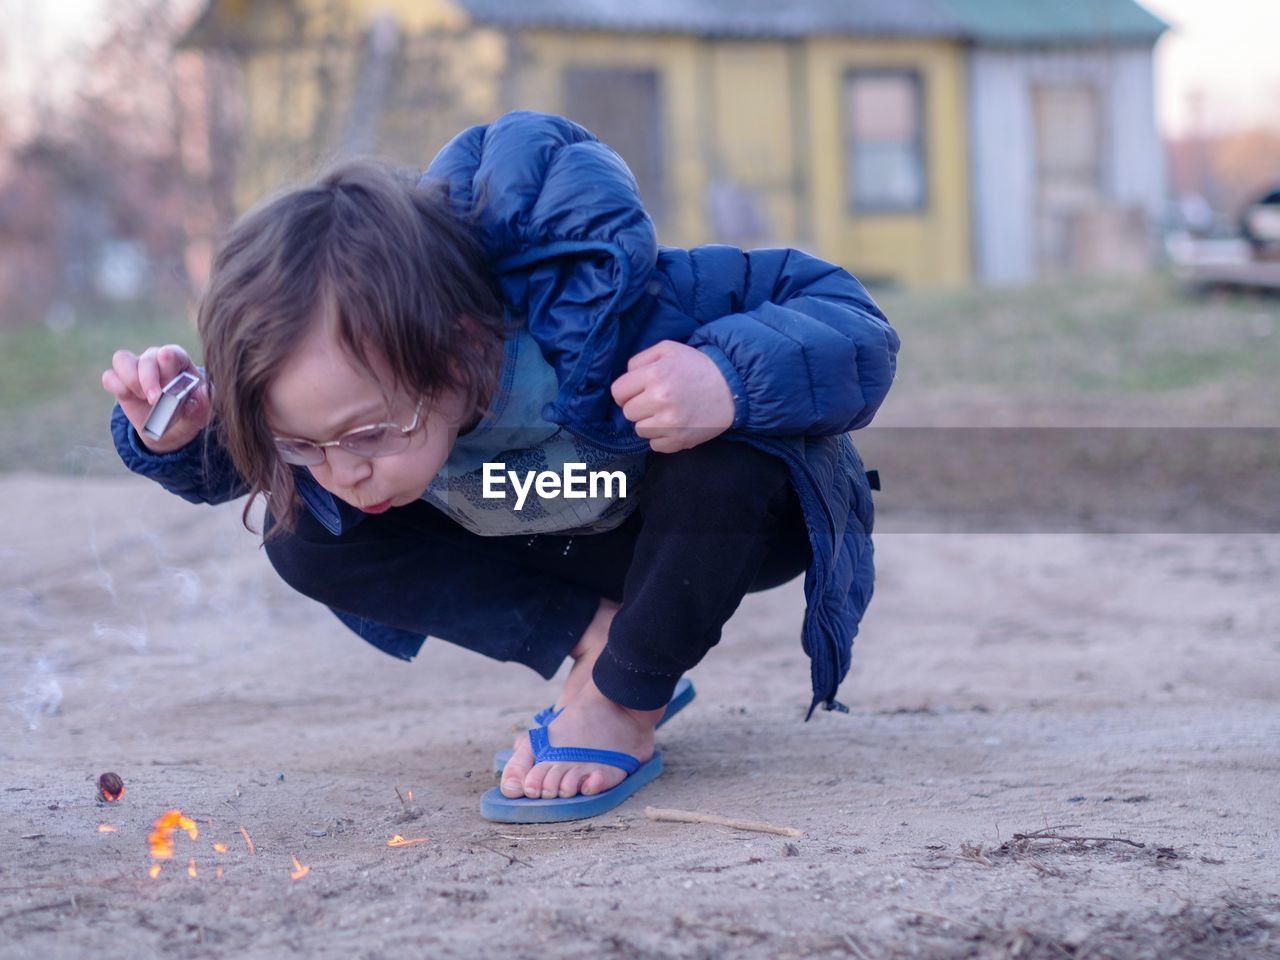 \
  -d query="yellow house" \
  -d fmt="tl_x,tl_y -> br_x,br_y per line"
184,1 -> 1167,286
183,0 -> 978,287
